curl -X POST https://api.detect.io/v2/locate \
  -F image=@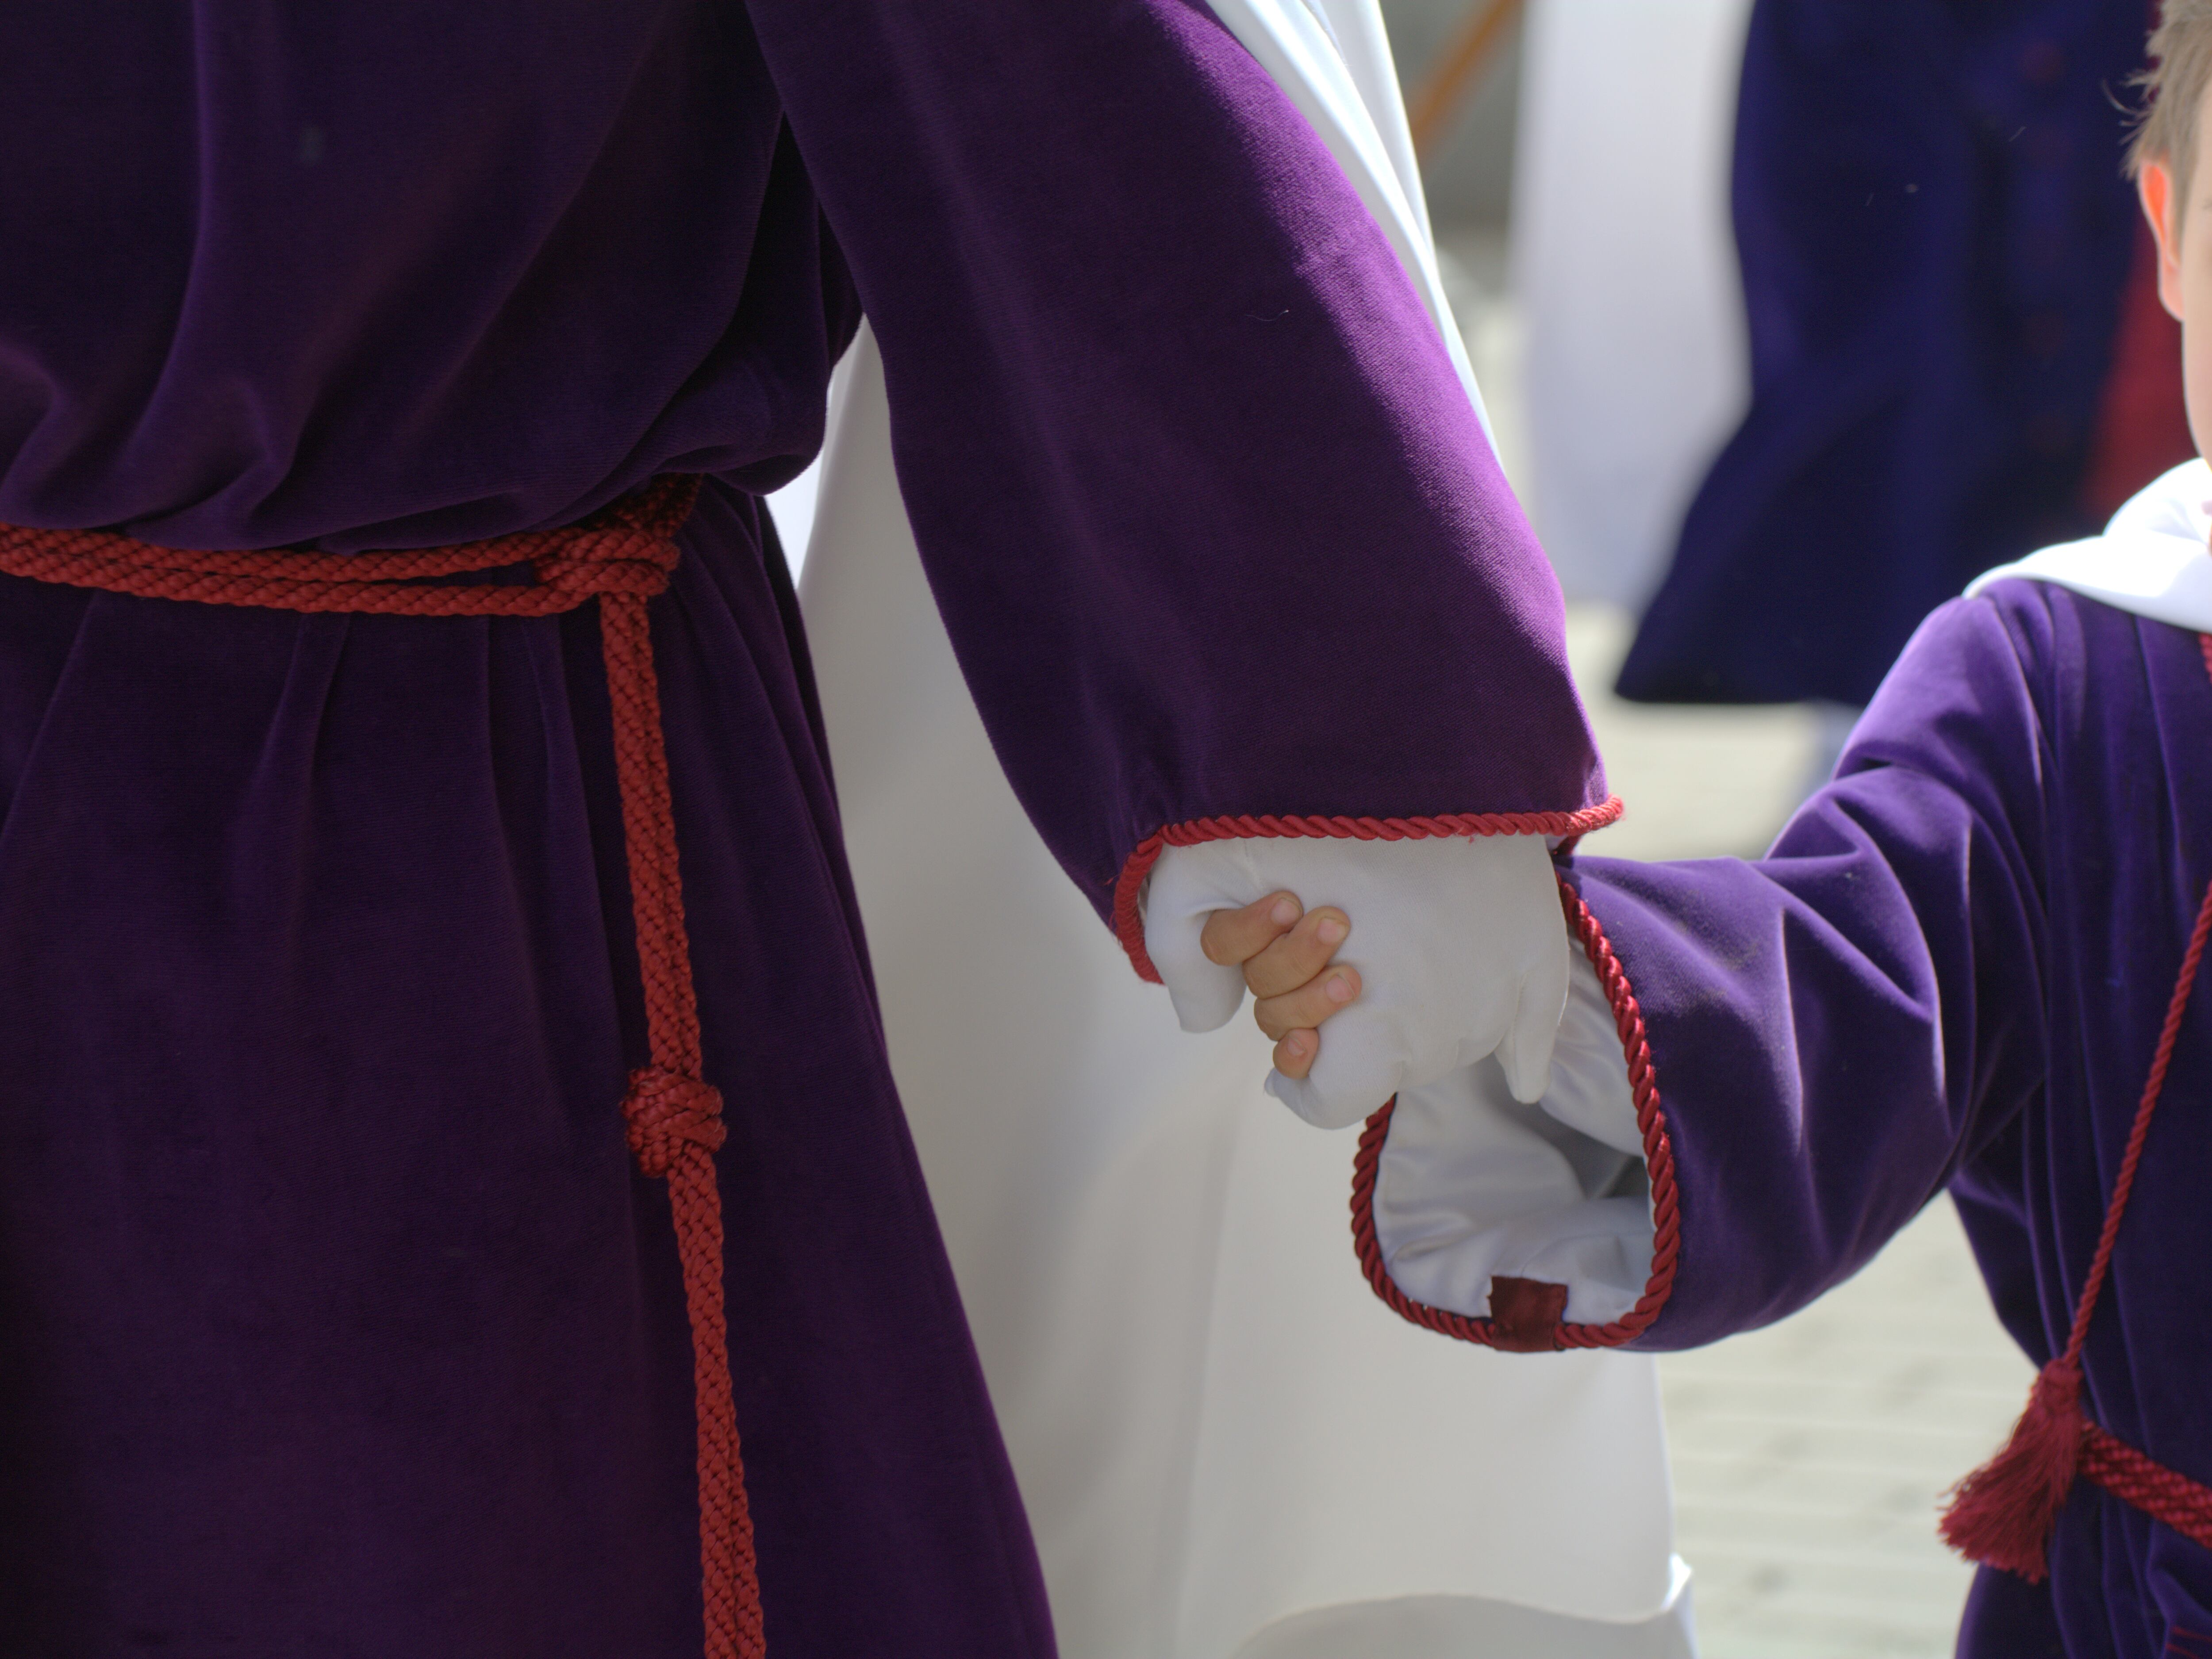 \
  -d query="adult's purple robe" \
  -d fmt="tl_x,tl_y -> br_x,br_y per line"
1504,576 -> 2212,1652
0,4 -> 1605,1655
